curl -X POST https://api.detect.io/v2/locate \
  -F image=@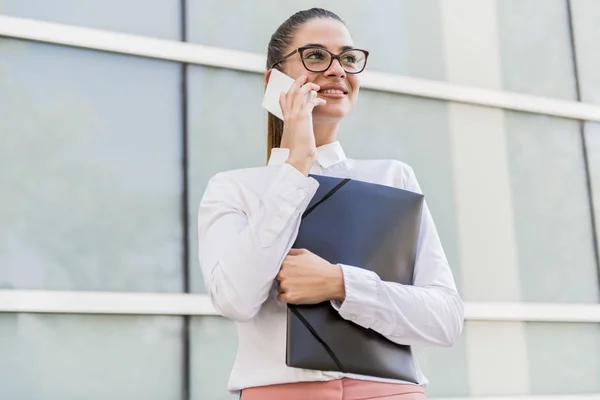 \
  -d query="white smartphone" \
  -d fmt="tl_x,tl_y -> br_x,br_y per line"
262,69 -> 296,121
